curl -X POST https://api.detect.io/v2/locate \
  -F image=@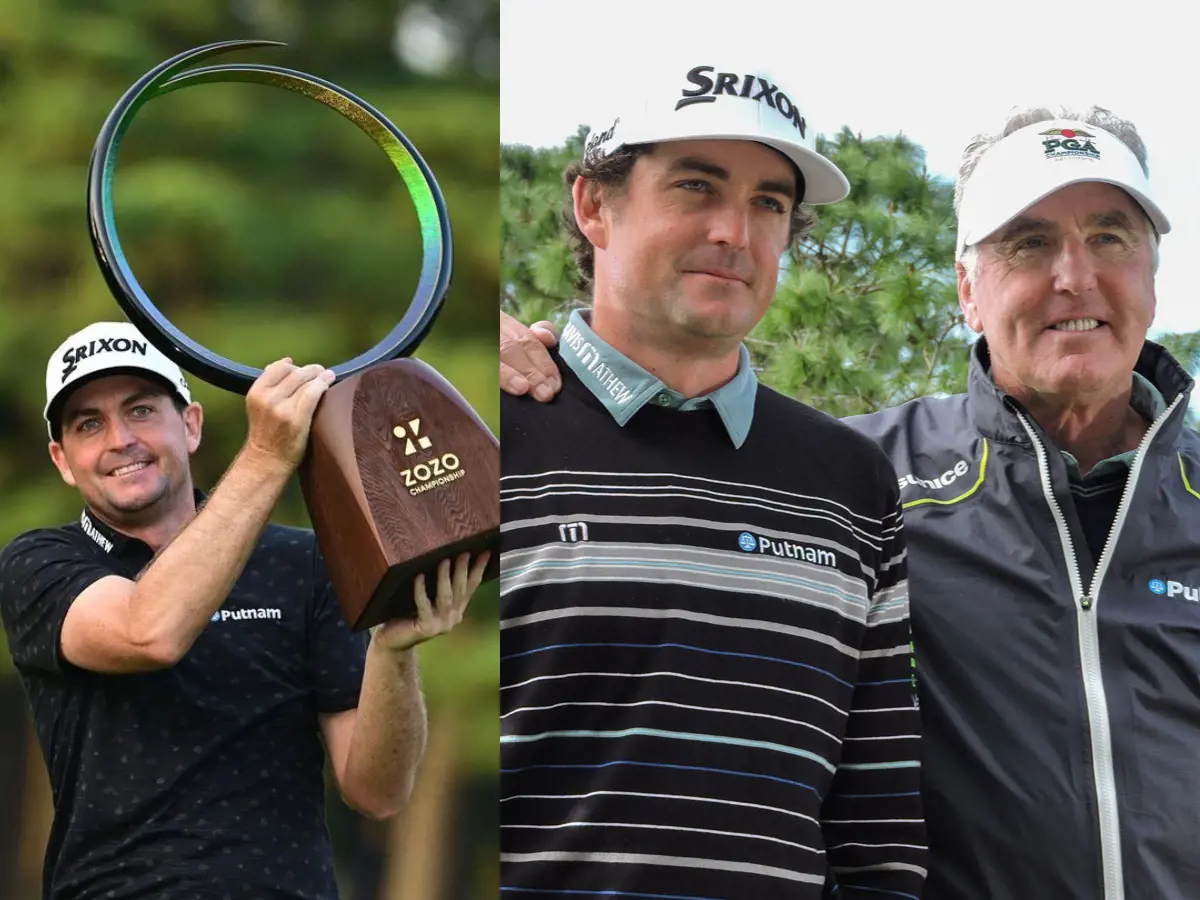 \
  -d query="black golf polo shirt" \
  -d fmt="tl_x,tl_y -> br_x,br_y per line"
0,495 -> 369,900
